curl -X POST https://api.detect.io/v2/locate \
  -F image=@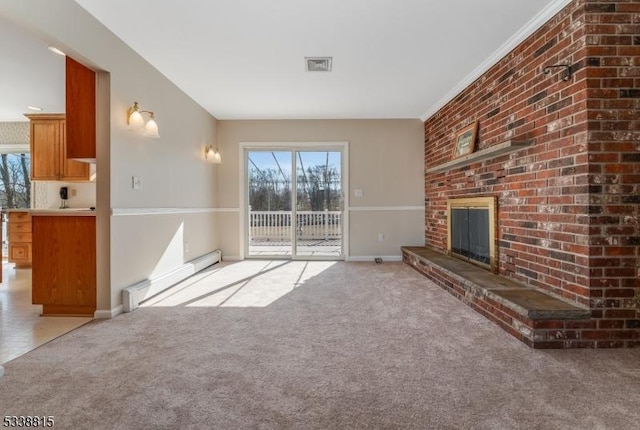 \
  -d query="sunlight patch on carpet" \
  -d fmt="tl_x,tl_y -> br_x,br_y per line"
140,260 -> 337,308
